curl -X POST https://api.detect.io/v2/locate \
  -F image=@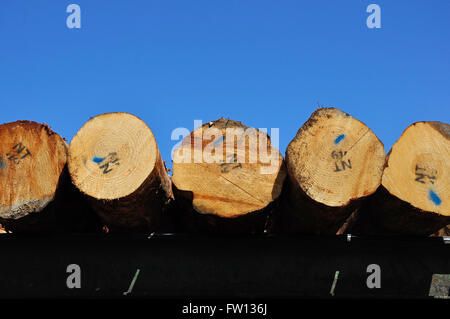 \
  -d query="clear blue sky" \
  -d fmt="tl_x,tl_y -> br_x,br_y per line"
1,1 -> 449,168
